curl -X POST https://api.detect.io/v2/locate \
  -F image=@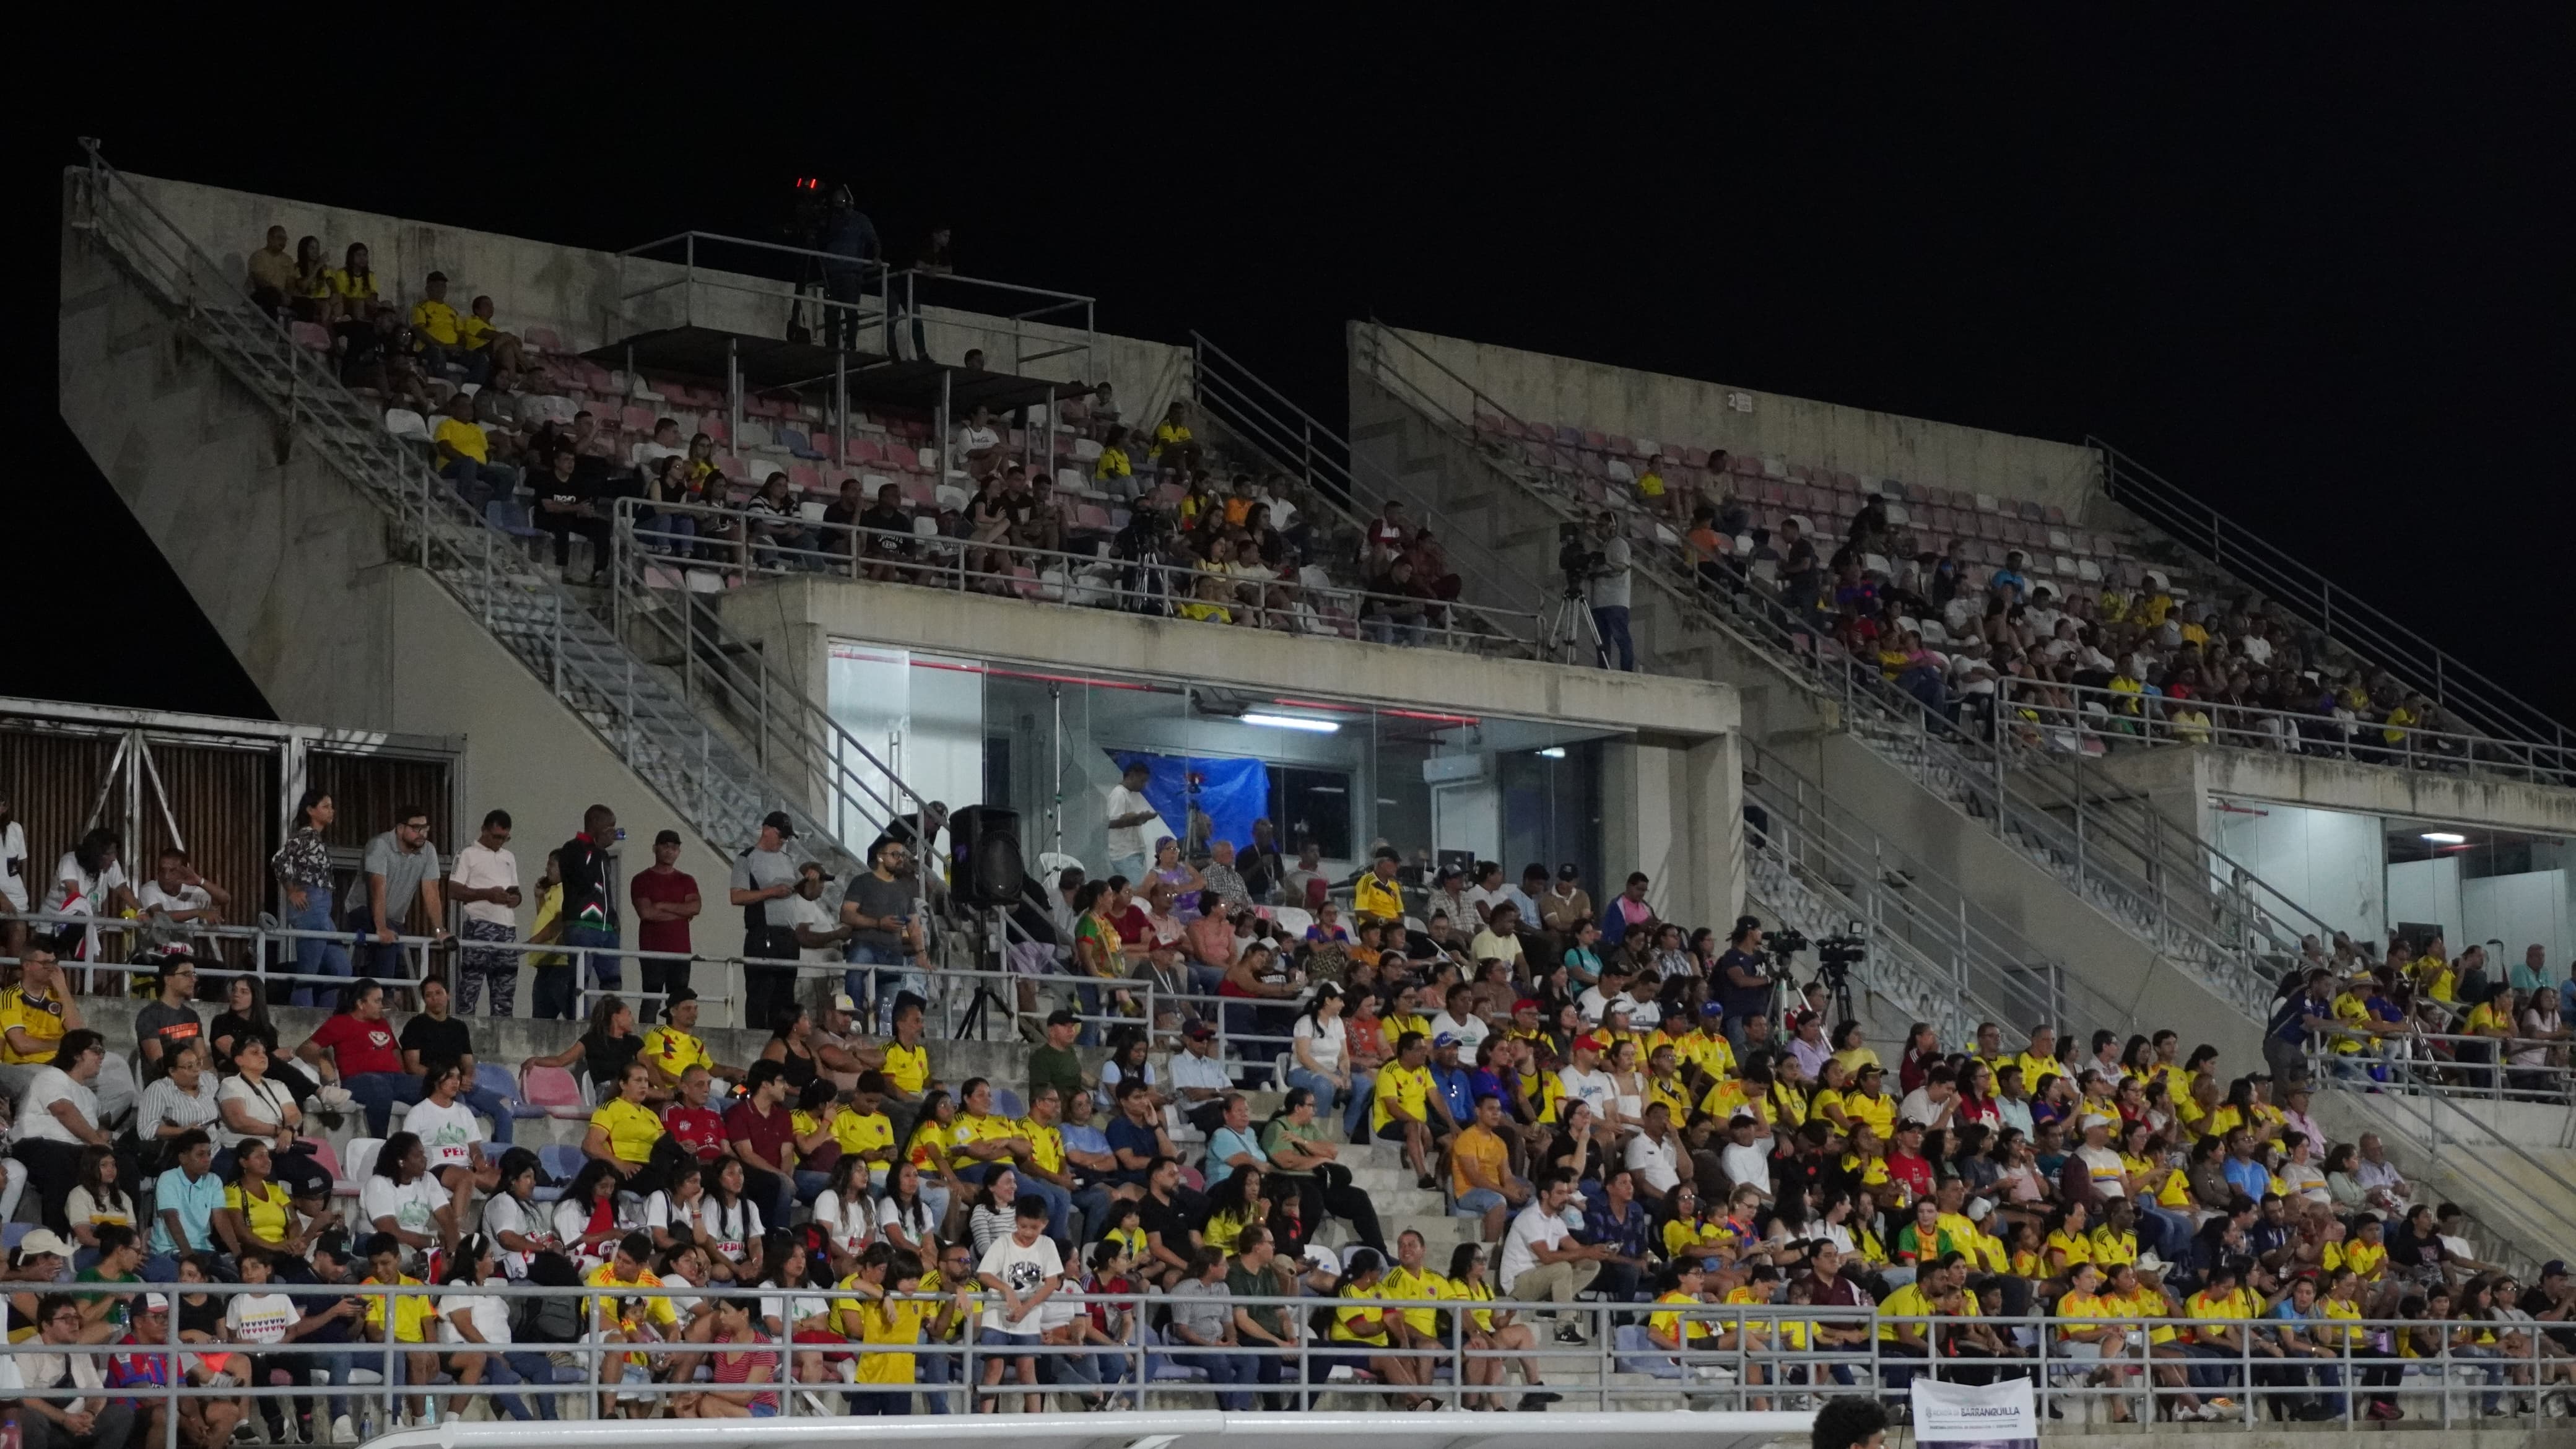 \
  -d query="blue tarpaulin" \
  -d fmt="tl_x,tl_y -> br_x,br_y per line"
1107,750 -> 1269,857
